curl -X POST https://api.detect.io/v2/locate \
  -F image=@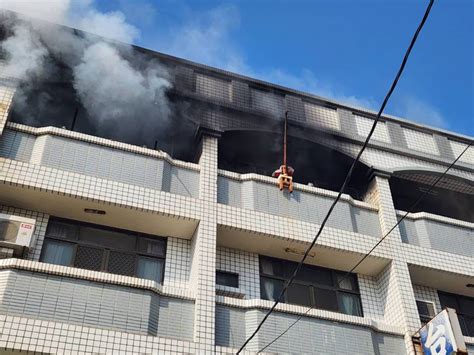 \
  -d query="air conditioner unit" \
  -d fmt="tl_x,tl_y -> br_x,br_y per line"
0,213 -> 36,256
